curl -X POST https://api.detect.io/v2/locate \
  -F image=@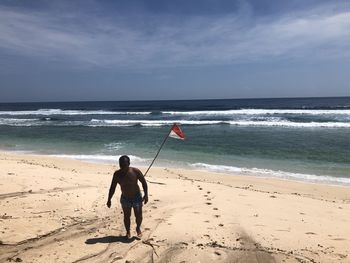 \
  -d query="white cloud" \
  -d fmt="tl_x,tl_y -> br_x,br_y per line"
0,3 -> 349,69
